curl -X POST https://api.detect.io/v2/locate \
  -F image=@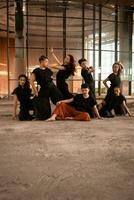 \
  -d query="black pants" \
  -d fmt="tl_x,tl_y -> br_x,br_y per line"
19,101 -> 34,121
114,105 -> 127,116
32,97 -> 51,120
49,83 -> 63,104
99,104 -> 114,118
33,83 -> 63,120
19,109 -> 33,121
104,87 -> 114,103
39,83 -> 63,104
57,81 -> 73,100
